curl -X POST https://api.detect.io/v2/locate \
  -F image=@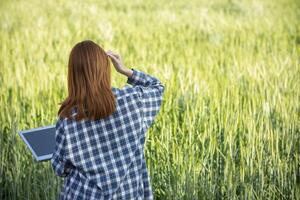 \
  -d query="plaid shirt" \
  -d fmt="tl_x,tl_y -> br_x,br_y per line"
51,68 -> 165,200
